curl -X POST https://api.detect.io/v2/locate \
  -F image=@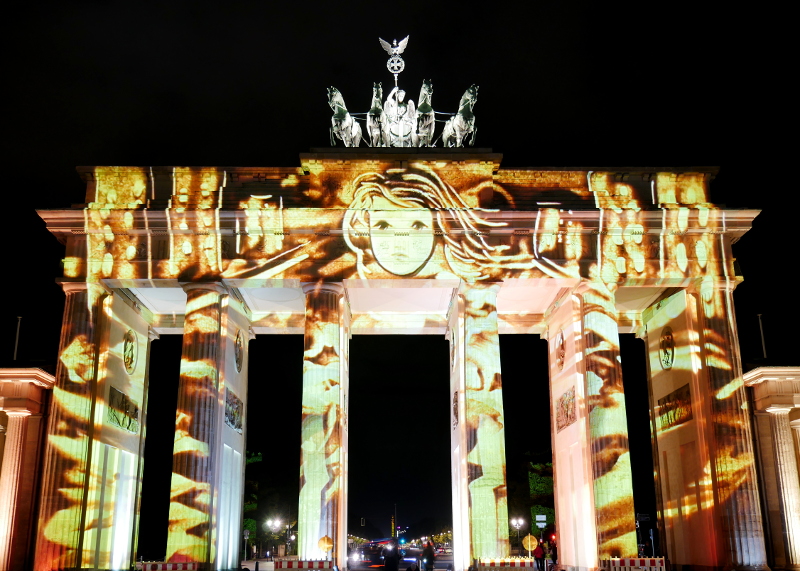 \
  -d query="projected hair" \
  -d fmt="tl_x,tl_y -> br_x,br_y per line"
342,166 -> 517,280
